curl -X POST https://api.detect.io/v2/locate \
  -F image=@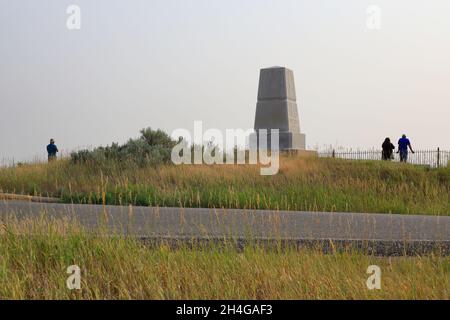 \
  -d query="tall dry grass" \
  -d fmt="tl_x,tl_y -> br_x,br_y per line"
0,156 -> 449,215
0,218 -> 448,300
